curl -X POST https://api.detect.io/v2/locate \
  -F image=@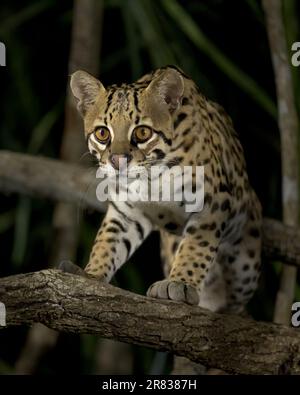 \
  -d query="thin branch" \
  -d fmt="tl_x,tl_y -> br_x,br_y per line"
0,150 -> 105,212
262,218 -> 300,266
263,0 -> 300,324
0,150 -> 299,268
1,269 -> 300,375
